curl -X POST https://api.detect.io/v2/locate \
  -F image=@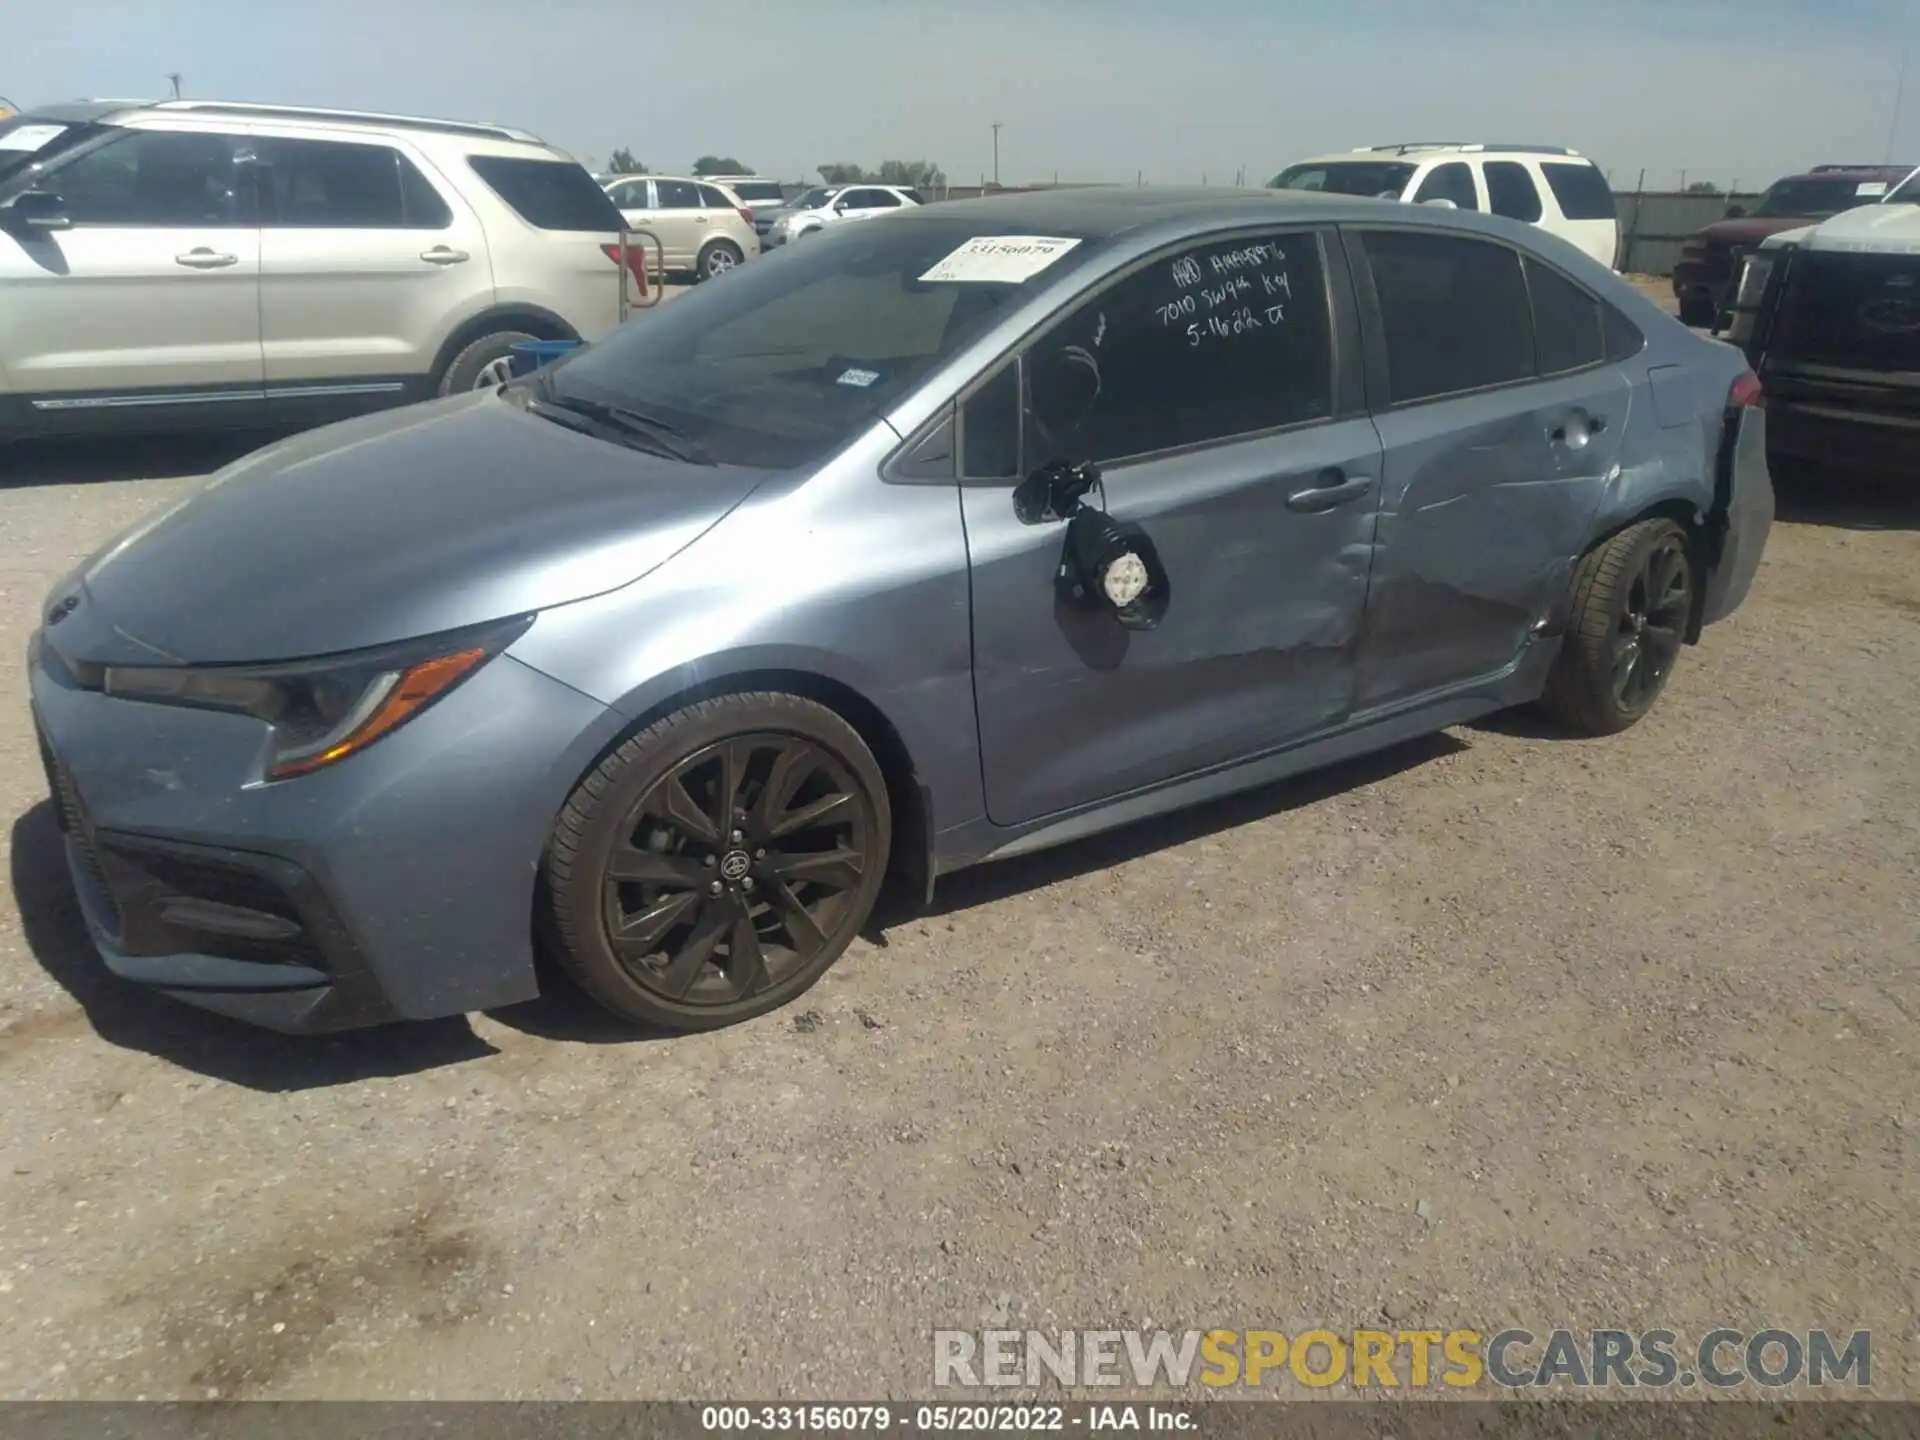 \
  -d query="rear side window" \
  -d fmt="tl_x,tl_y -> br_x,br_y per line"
1361,230 -> 1534,403
1484,161 -> 1544,223
729,180 -> 786,203
1413,162 -> 1478,211
466,154 -> 623,231
1541,162 -> 1616,221
1524,257 -> 1604,374
697,183 -> 730,209
1025,231 -> 1334,466
260,138 -> 451,228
